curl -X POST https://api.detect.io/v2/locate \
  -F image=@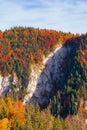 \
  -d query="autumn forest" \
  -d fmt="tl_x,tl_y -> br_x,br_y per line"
0,27 -> 87,130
